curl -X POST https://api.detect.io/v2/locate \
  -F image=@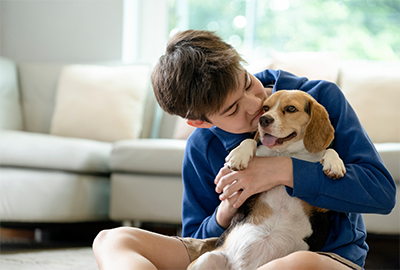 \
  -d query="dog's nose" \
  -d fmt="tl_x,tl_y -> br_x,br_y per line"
259,115 -> 274,127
